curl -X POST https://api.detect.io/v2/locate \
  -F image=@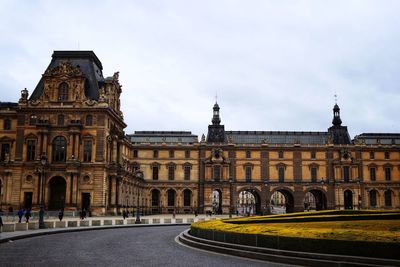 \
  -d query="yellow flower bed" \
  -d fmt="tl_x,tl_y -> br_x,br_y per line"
192,219 -> 400,243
